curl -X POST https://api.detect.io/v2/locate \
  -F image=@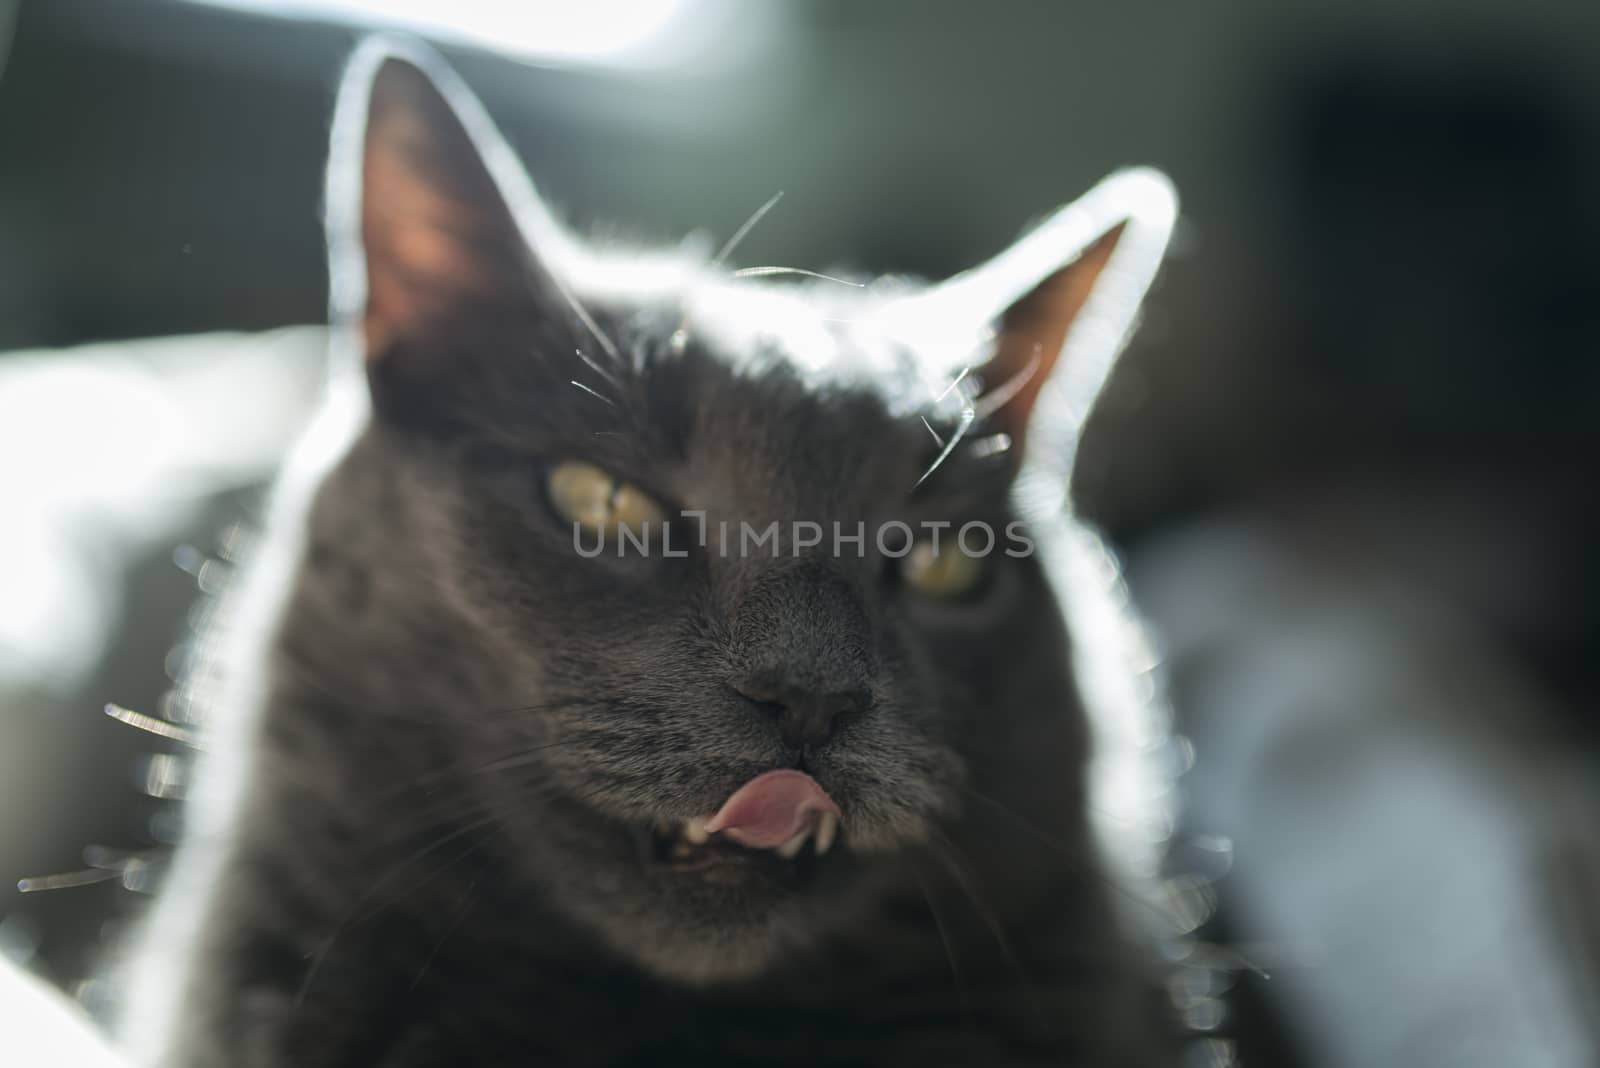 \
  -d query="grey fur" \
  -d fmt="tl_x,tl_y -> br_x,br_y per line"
127,38 -> 1177,1067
